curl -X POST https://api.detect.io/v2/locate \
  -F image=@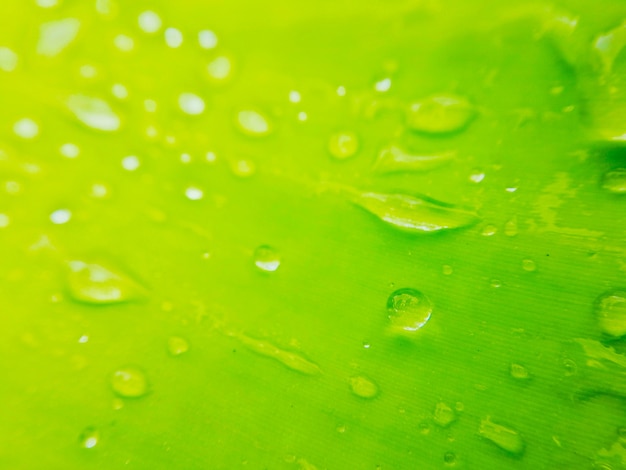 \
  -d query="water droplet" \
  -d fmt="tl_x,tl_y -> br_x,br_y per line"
180,153 -> 191,163
0,47 -> 18,72
138,11 -> 162,34
60,143 -> 80,158
504,218 -> 518,237
433,402 -> 456,427
289,90 -> 301,103
336,425 -> 346,433
67,94 -> 120,132
232,159 -> 256,177
198,30 -> 218,49
443,452 -> 457,465
0,214 -> 9,228
66,260 -> 144,305
121,155 -> 140,171
510,363 -> 530,380
387,288 -> 432,334
37,0 -> 58,8
143,99 -> 157,112
110,366 -> 149,398
490,279 -> 502,288
50,209 -> 71,224
595,290 -> 626,338
522,259 -> 536,272
164,27 -> 183,48
111,83 -> 128,100
349,376 -> 379,399
563,359 -> 577,376
469,171 -> 485,183
337,86 -> 346,96
374,78 -> 392,92
168,336 -> 189,356
13,118 -> 39,139
78,335 -> 89,343
442,265 -> 453,275
178,92 -> 205,115
79,427 -> 100,449
205,151 -> 217,163
481,224 -> 497,236
207,56 -> 232,81
254,245 -> 280,272
602,169 -> 626,194
37,18 -> 80,57
406,94 -> 475,134
593,21 -> 626,75
352,191 -> 480,234
329,132 -> 358,159
185,186 -> 203,200
91,183 -> 109,198
479,417 -> 524,455
114,34 -> 134,52
373,145 -> 454,174
237,110 -> 270,136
